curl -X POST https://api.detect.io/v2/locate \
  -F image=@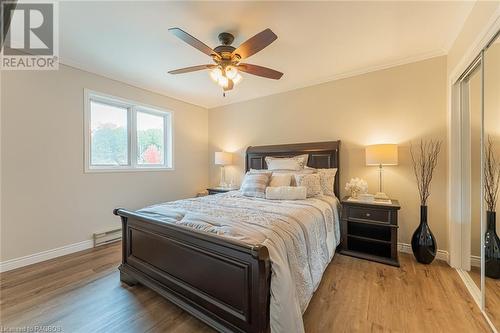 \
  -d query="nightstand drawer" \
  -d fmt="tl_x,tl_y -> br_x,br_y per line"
348,206 -> 390,223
